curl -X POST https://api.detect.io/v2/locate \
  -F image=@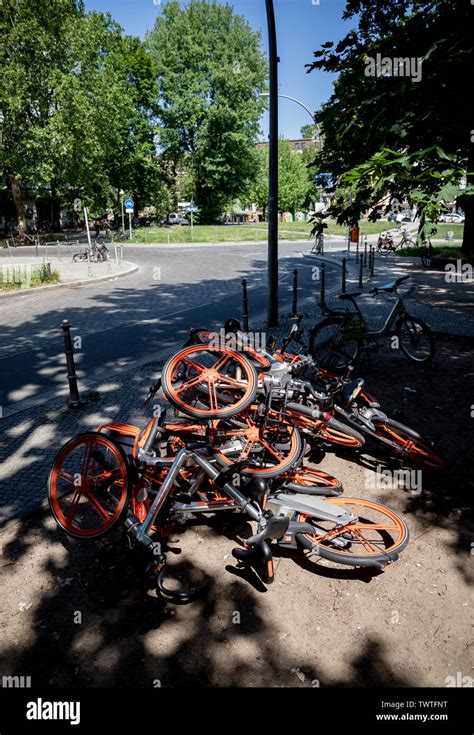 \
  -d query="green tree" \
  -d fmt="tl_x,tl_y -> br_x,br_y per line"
0,1 -> 163,232
0,0 -> 84,234
249,140 -> 312,216
306,0 -> 474,253
146,0 -> 267,223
